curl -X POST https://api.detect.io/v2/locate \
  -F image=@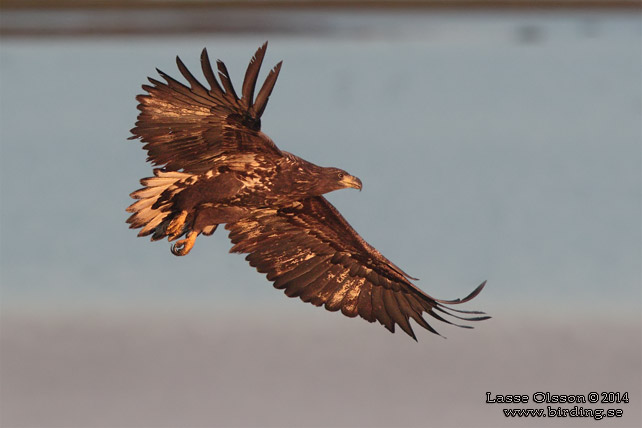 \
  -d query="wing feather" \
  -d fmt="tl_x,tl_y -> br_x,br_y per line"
356,283 -> 375,322
324,276 -> 354,312
130,43 -> 282,173
312,270 -> 348,308
339,277 -> 364,318
283,262 -> 330,298
371,286 -> 395,333
176,56 -> 211,99
242,41 -> 268,109
397,293 -> 434,333
216,59 -> 239,102
382,289 -> 415,338
253,61 -> 282,117
273,255 -> 332,289
300,264 -> 343,305
226,196 -> 488,339
199,48 -> 226,102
